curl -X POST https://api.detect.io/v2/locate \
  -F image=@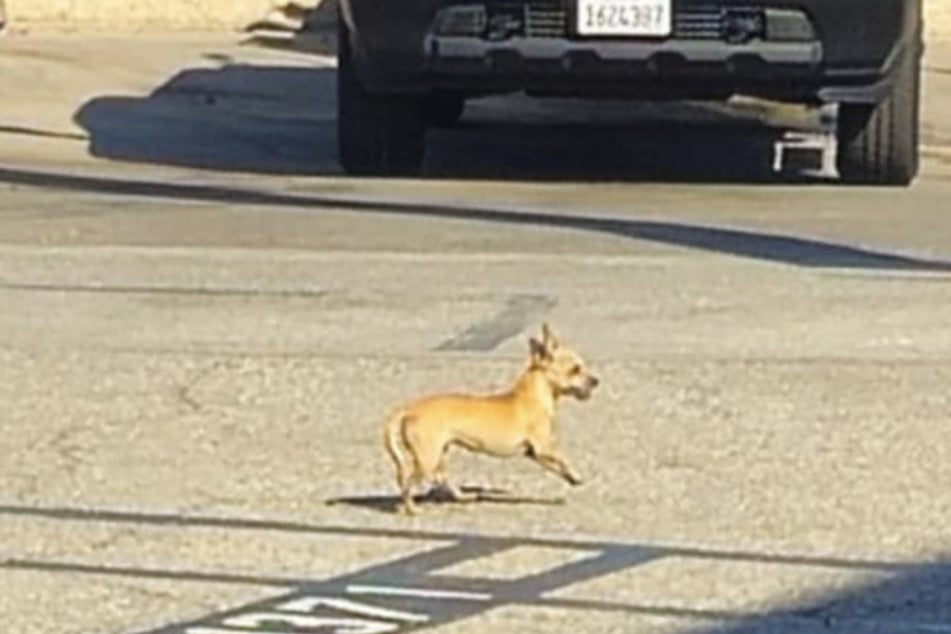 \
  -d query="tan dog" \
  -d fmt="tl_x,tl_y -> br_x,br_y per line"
382,323 -> 599,515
